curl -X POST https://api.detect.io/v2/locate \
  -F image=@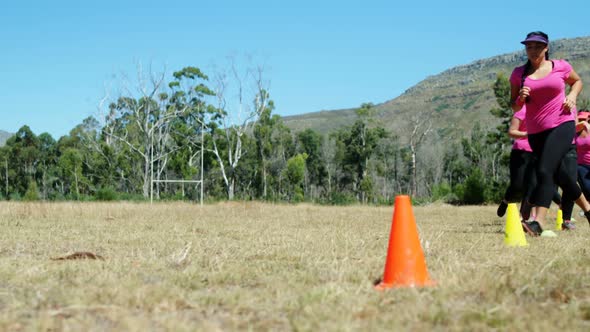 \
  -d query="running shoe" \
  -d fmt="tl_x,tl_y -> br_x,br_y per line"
497,201 -> 508,217
522,220 -> 543,236
562,220 -> 576,230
